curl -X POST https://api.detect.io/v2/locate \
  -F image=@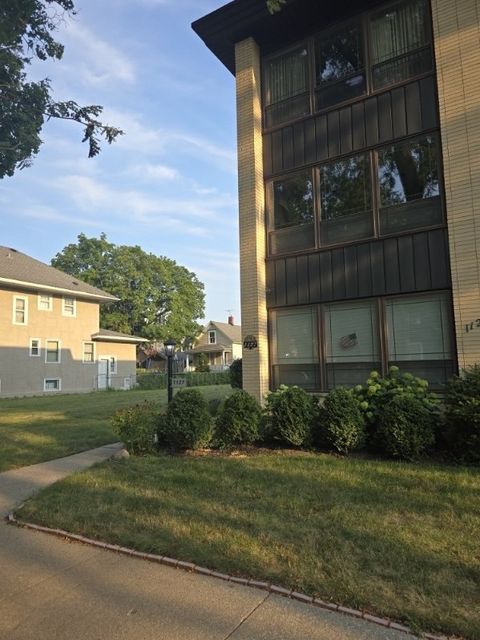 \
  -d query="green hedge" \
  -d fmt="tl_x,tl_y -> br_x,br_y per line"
136,370 -> 230,390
